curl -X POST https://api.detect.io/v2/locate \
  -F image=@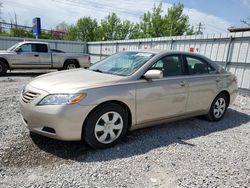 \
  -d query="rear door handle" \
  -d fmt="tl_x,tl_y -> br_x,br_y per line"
34,54 -> 39,57
179,81 -> 186,87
